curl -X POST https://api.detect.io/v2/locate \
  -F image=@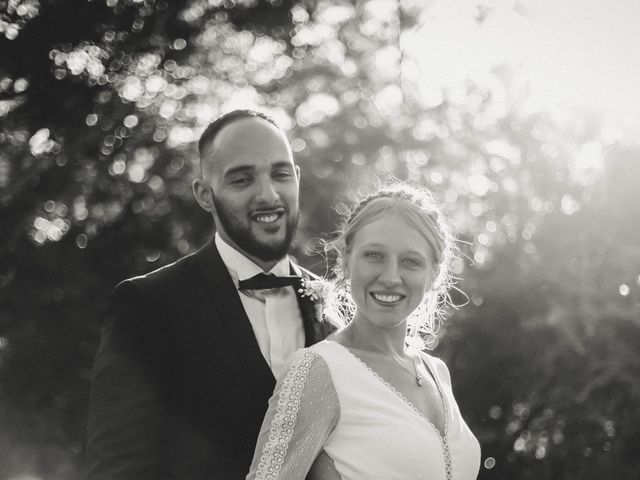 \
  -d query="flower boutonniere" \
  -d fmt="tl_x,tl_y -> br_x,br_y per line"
297,278 -> 331,323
